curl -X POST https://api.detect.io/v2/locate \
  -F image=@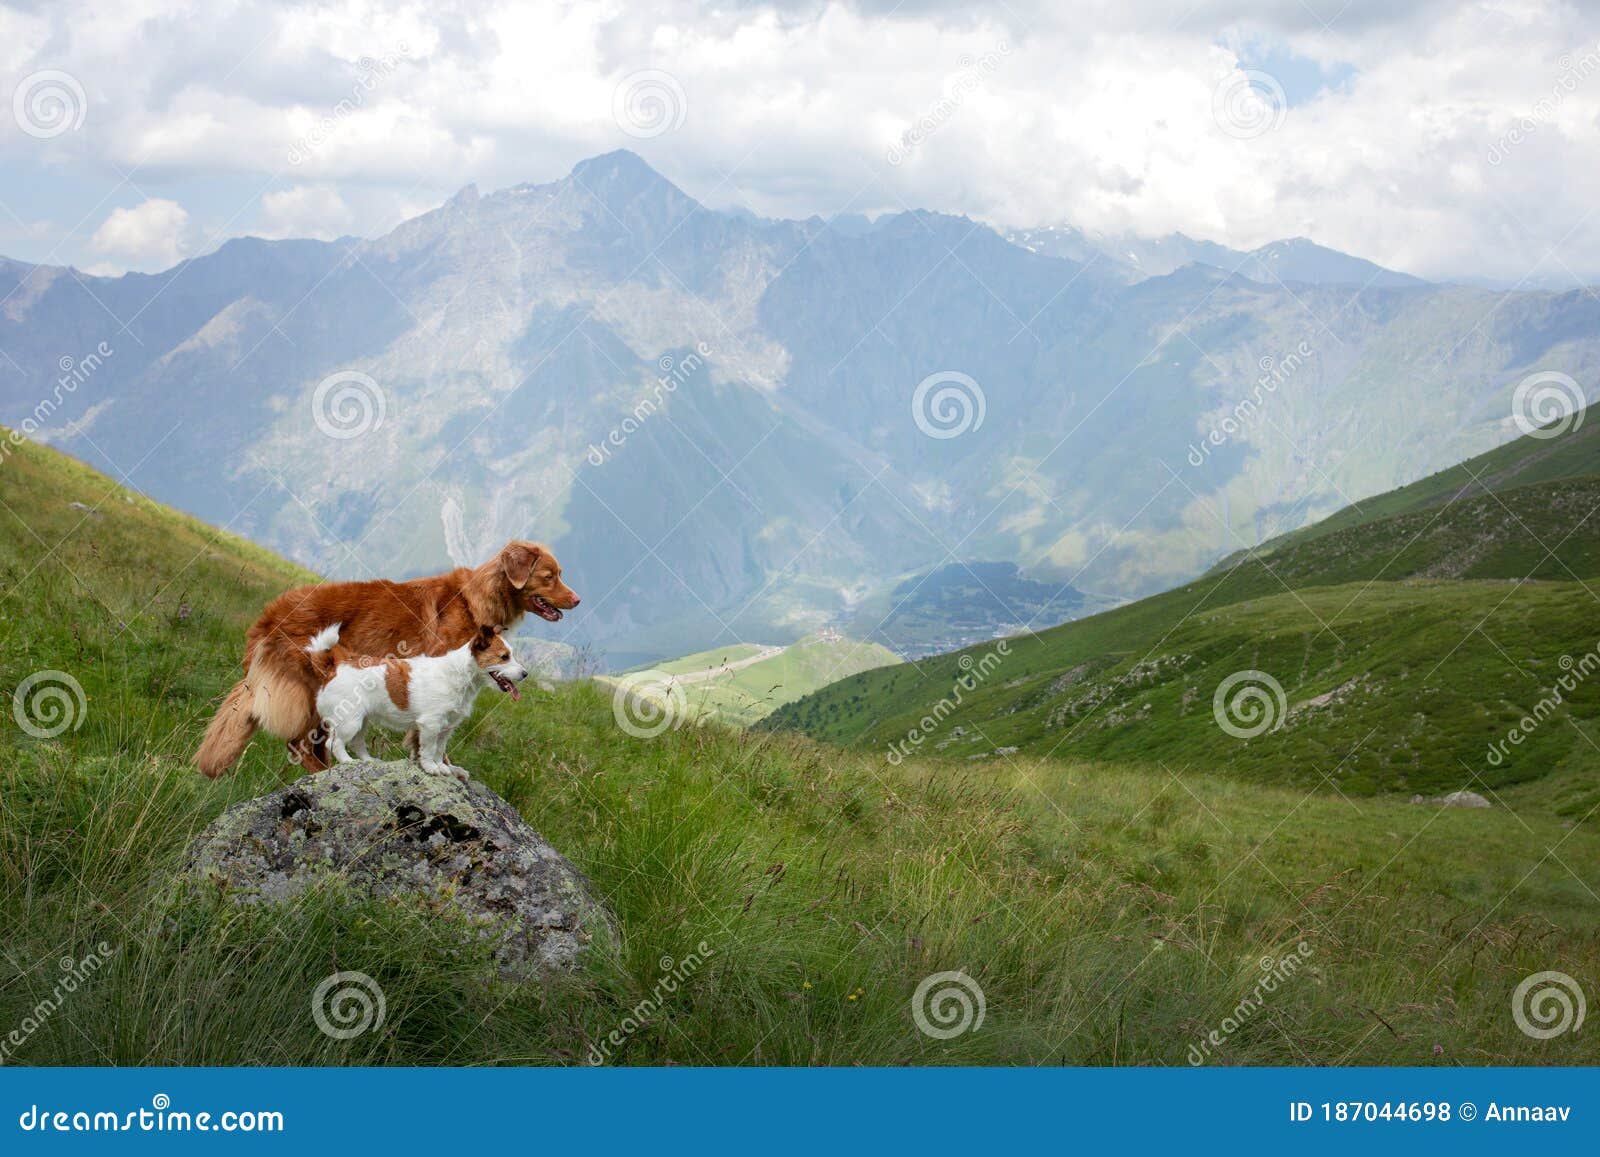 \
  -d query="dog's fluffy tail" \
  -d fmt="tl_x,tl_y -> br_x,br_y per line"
196,626 -> 336,776
195,680 -> 258,778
